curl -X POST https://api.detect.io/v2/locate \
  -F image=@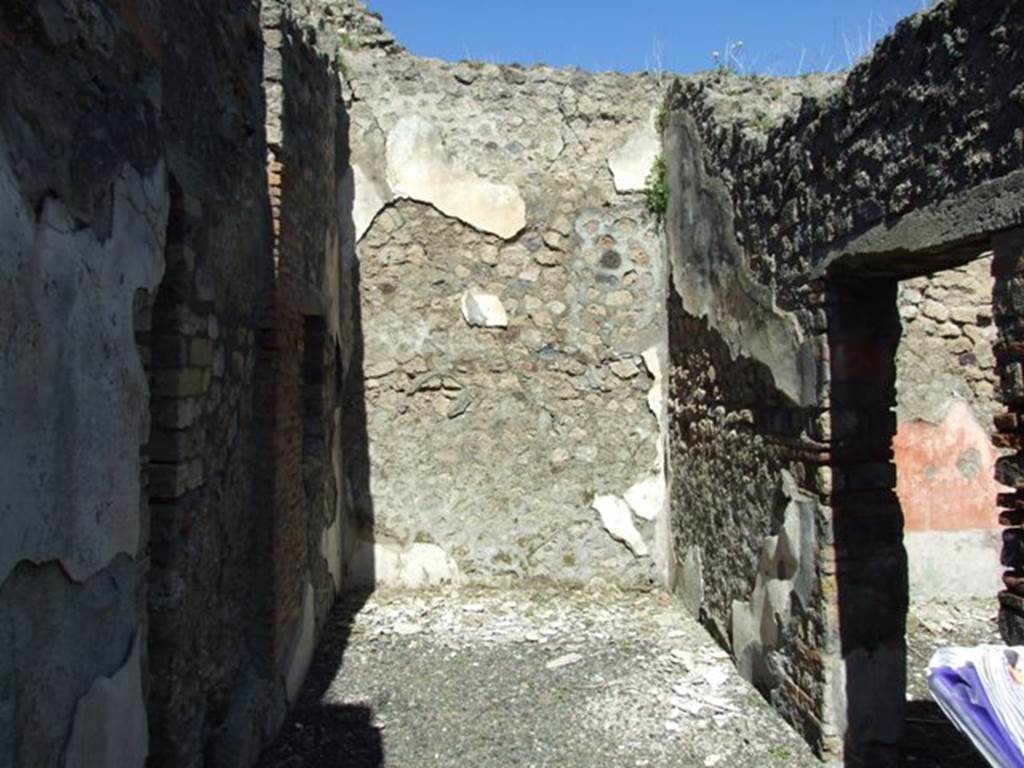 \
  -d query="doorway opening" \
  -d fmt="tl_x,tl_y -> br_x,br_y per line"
826,243 -> 1005,766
